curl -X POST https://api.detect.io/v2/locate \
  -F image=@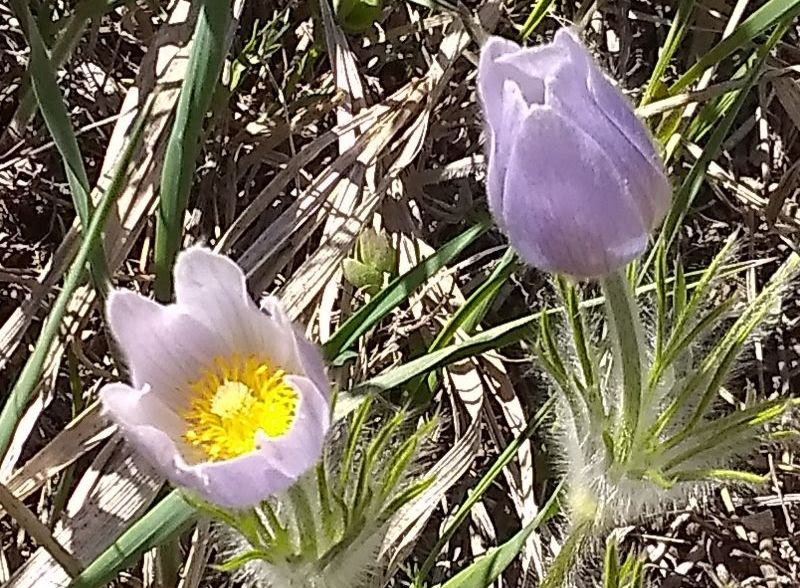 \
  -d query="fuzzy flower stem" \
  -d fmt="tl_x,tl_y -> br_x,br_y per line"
600,270 -> 645,463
